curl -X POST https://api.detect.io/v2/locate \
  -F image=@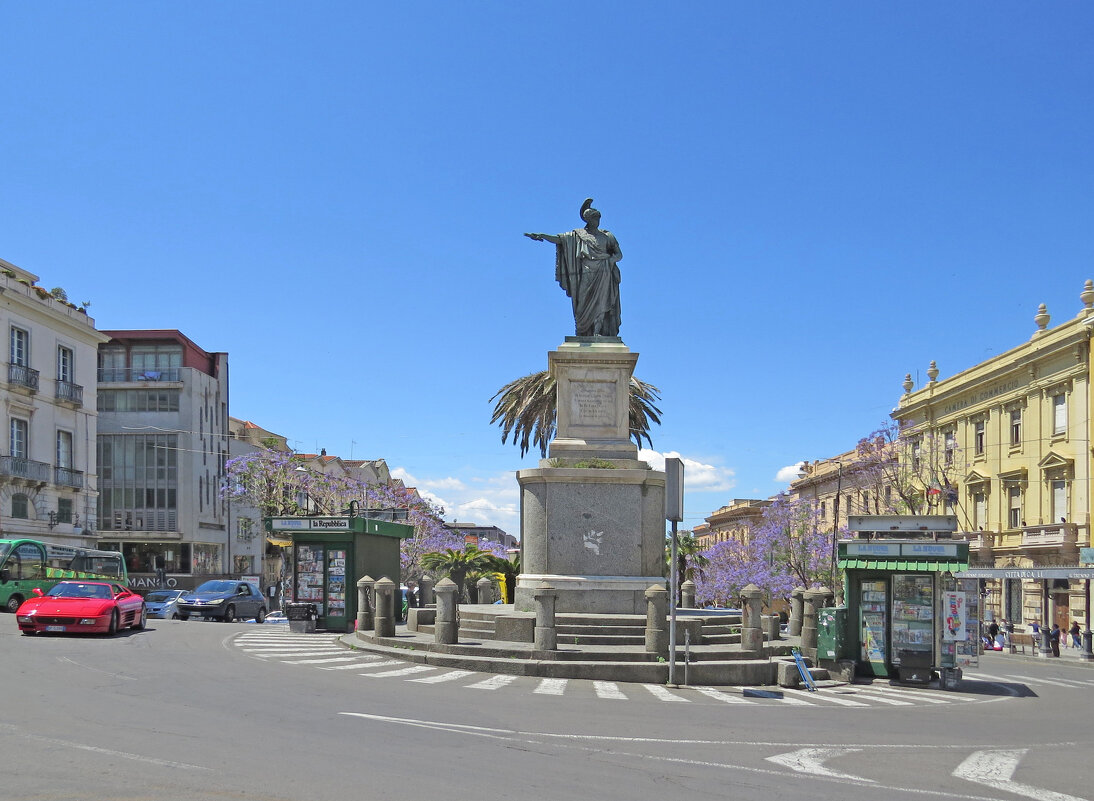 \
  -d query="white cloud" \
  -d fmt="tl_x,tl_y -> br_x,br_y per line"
391,466 -> 522,536
638,449 -> 736,493
775,462 -> 806,484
